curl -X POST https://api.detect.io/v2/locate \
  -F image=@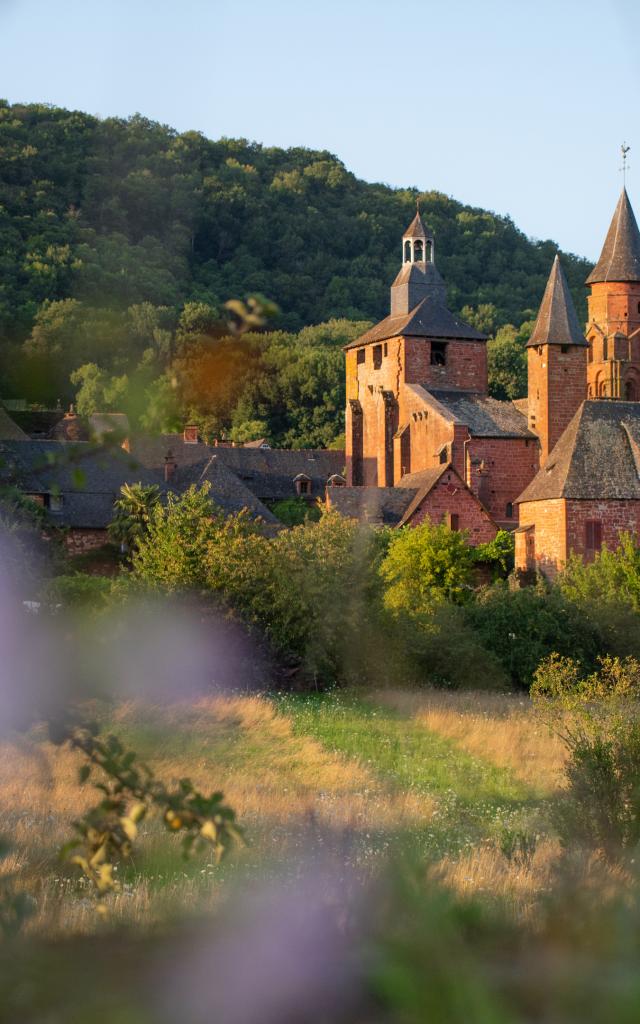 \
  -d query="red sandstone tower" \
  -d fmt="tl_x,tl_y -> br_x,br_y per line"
526,256 -> 588,464
585,189 -> 640,400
